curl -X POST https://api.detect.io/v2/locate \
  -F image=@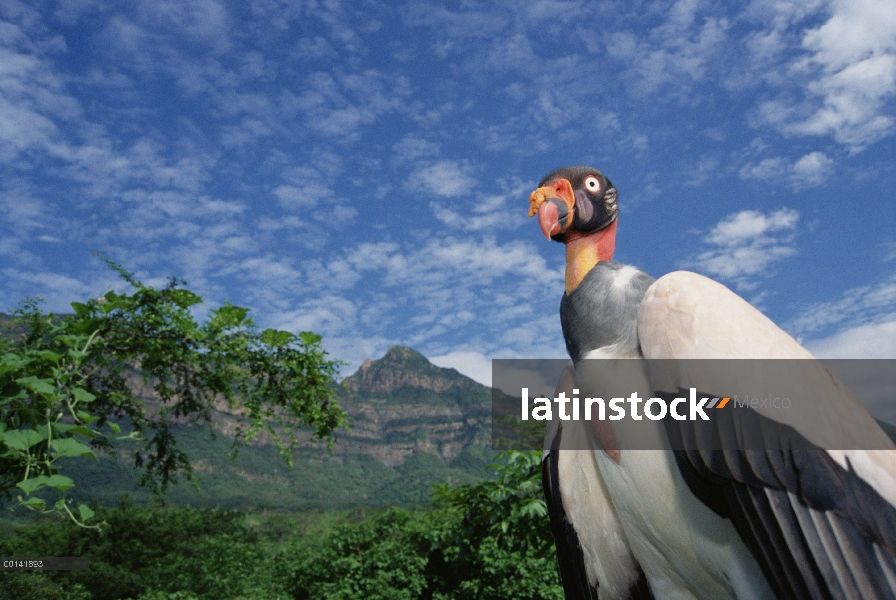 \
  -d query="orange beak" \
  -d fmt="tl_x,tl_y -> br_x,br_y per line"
528,178 -> 576,239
